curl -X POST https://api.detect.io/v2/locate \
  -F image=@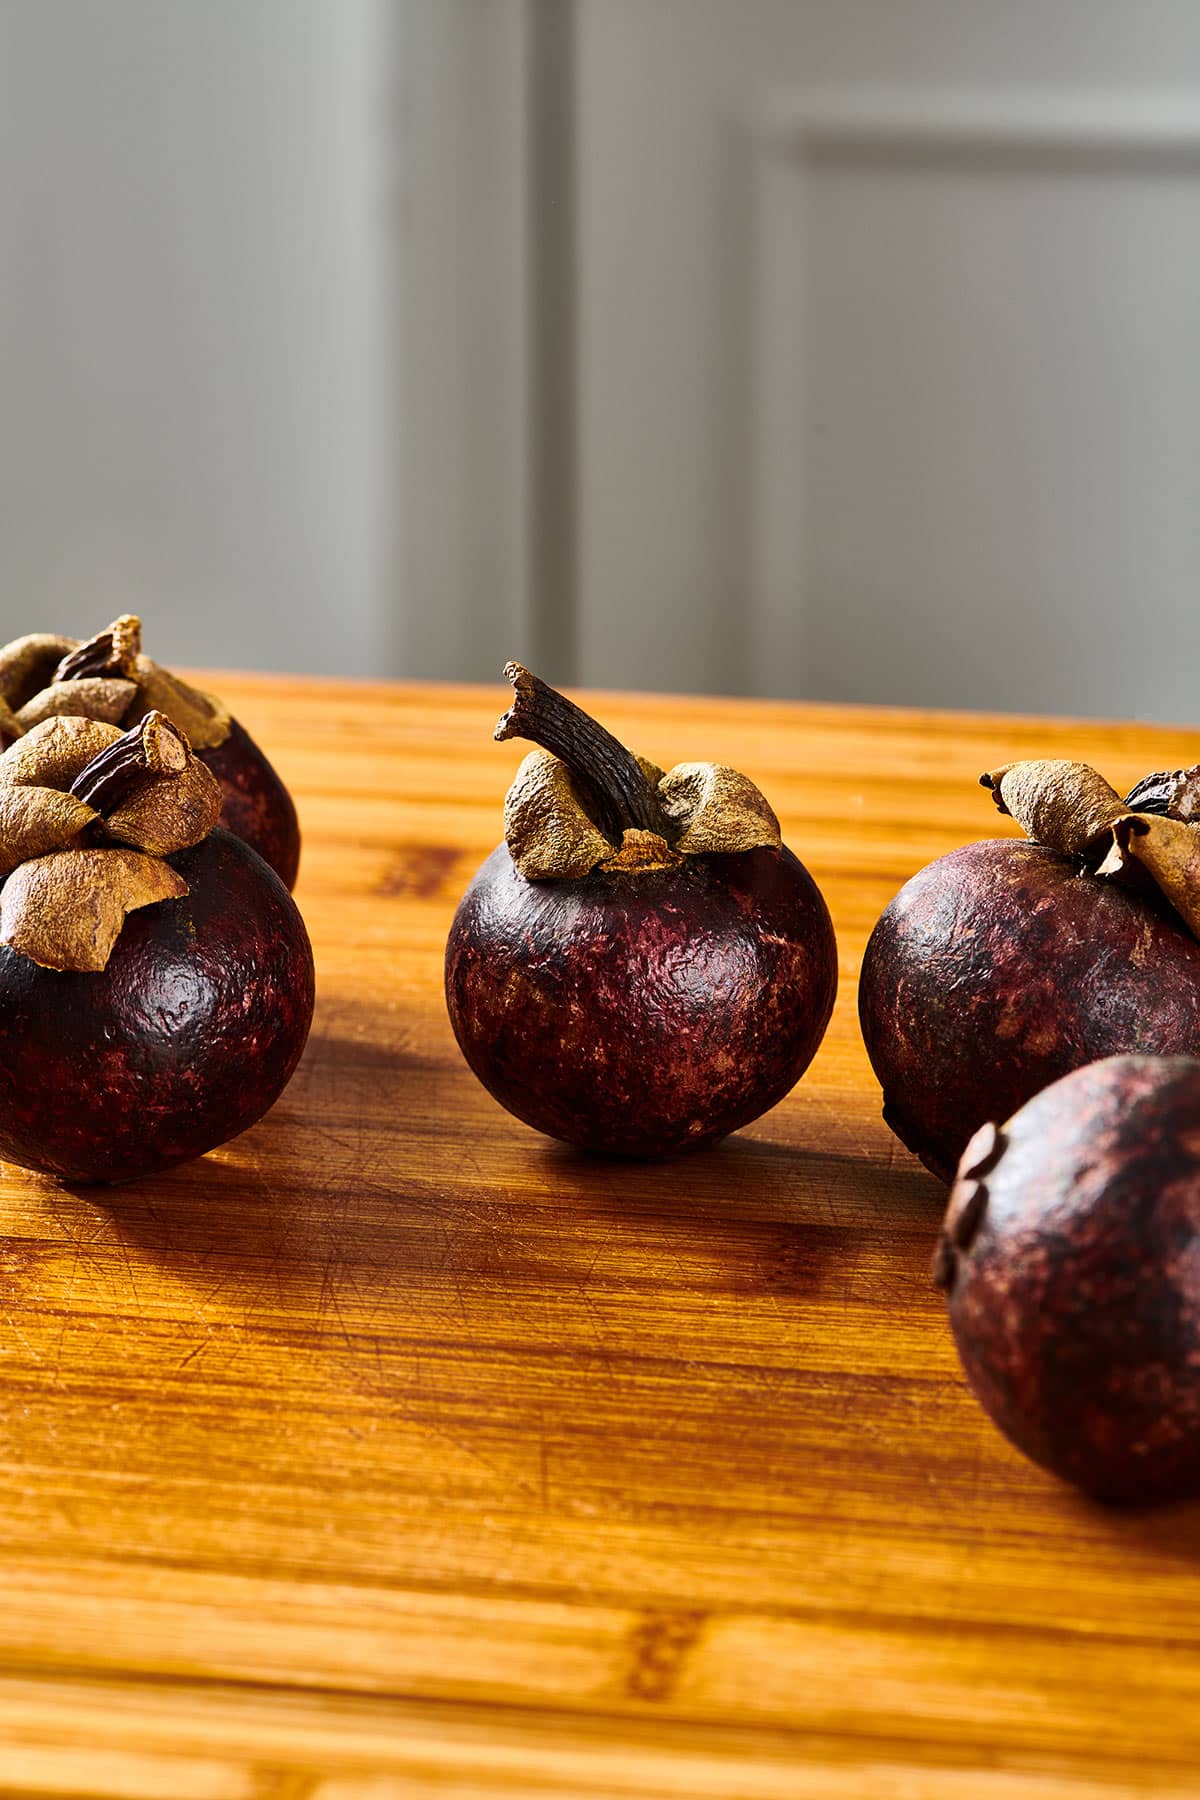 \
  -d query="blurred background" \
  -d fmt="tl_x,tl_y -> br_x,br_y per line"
2,0 -> 1199,719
